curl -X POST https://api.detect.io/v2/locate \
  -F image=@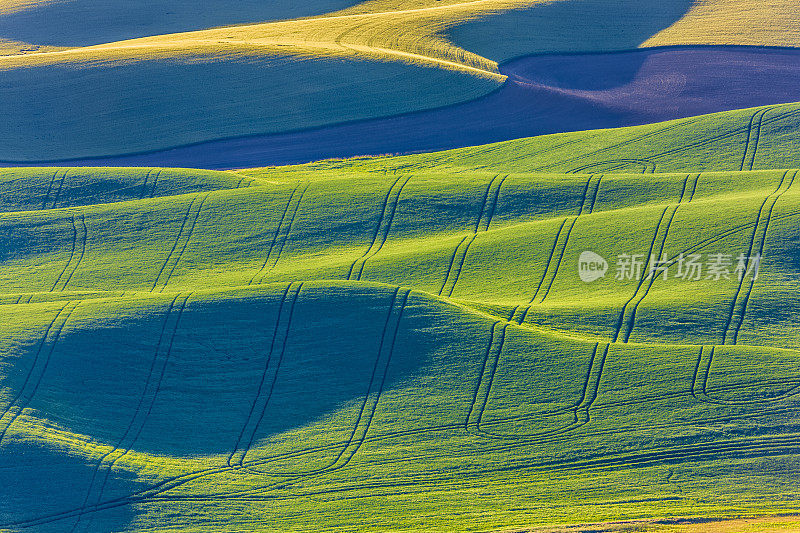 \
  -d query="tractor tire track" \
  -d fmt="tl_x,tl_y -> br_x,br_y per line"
150,194 -> 207,292
77,293 -> 191,533
245,288 -> 409,479
0,301 -> 80,446
59,214 -> 87,291
50,215 -> 78,292
568,159 -> 655,174
9,374 -> 795,528
70,293 -> 182,532
438,175 -> 506,297
692,346 -> 800,406
49,170 -> 68,209
723,170 -> 797,344
614,174 -> 699,343
347,174 -> 405,280
465,321 -> 508,433
740,107 -> 776,171
154,193 -> 210,293
148,170 -> 162,199
139,170 -> 152,199
39,170 -> 60,210
249,183 -> 301,286
266,184 -> 308,275
473,343 -> 609,440
545,106 -> 798,174
349,177 -> 410,281
228,283 -> 302,468
535,116 -> 705,172
513,175 -> 602,324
